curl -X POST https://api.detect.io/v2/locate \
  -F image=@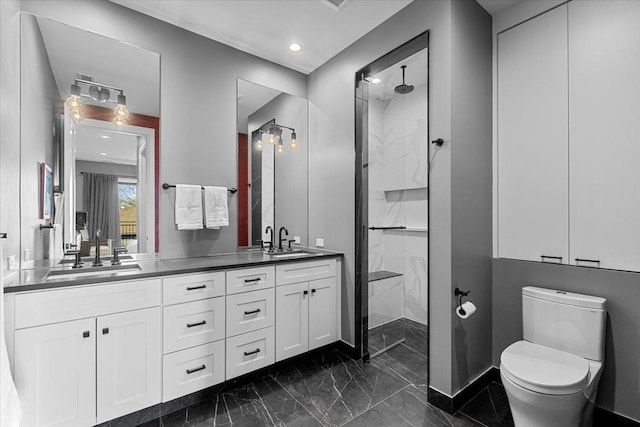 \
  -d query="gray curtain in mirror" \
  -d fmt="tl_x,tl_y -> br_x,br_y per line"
83,173 -> 121,247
